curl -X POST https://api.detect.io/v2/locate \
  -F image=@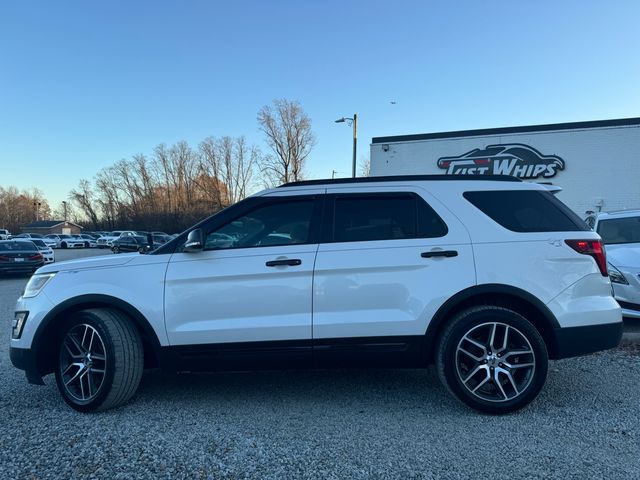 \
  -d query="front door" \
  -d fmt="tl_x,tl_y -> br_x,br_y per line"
164,194 -> 323,347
